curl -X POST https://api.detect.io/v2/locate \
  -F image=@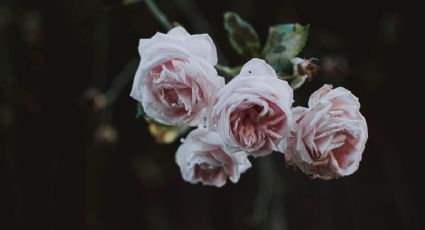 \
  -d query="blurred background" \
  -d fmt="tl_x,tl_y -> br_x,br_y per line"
1,0 -> 423,229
